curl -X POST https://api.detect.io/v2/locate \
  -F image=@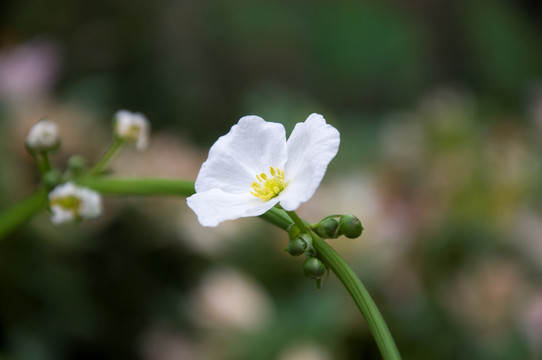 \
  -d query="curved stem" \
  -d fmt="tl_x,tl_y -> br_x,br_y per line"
0,176 -> 400,359
0,188 -> 48,240
285,210 -> 401,360
312,233 -> 400,359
